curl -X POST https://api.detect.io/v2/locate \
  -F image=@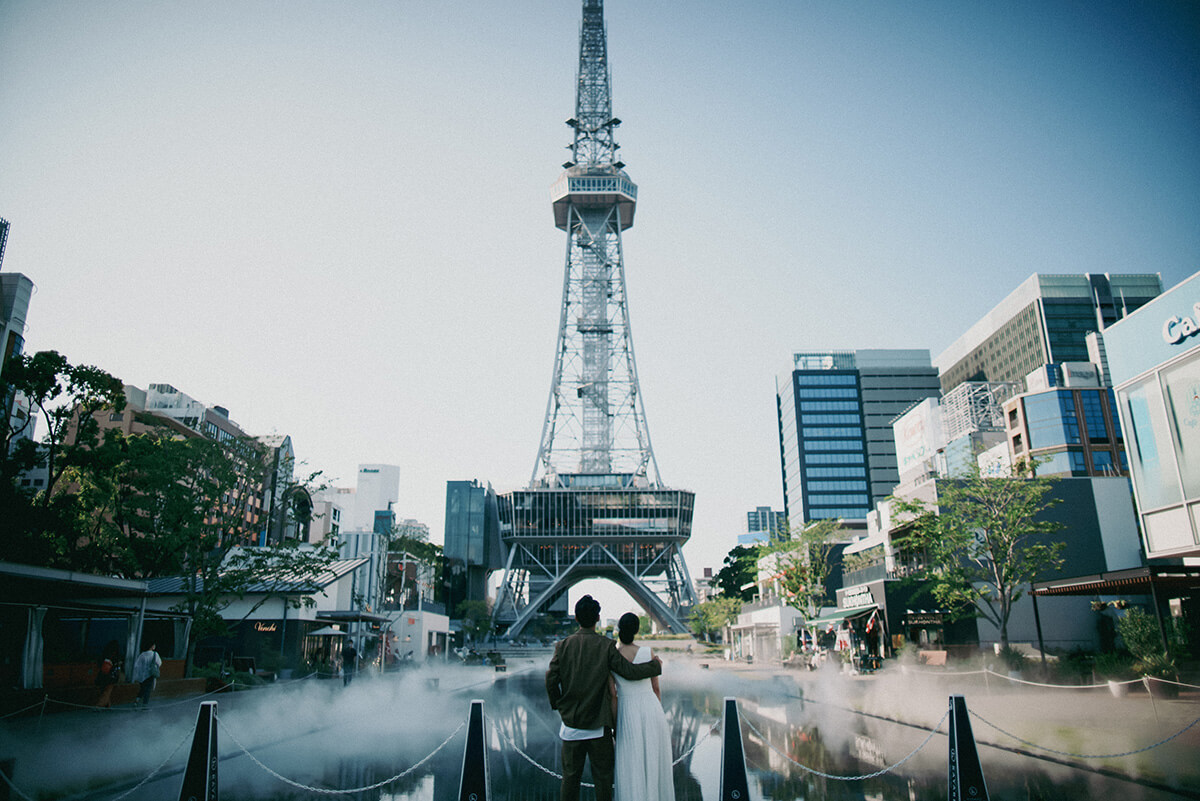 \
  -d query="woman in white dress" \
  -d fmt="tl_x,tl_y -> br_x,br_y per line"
610,612 -> 676,801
